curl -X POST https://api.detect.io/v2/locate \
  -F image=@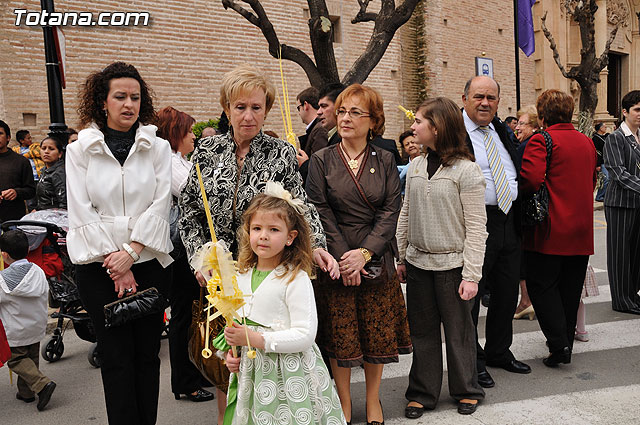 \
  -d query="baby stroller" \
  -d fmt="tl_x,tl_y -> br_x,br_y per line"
1,210 -> 100,368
